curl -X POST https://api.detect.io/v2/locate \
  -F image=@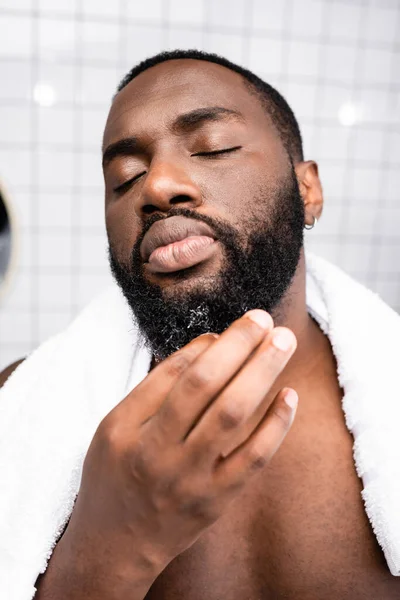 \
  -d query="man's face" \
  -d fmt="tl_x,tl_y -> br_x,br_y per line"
103,59 -> 305,361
